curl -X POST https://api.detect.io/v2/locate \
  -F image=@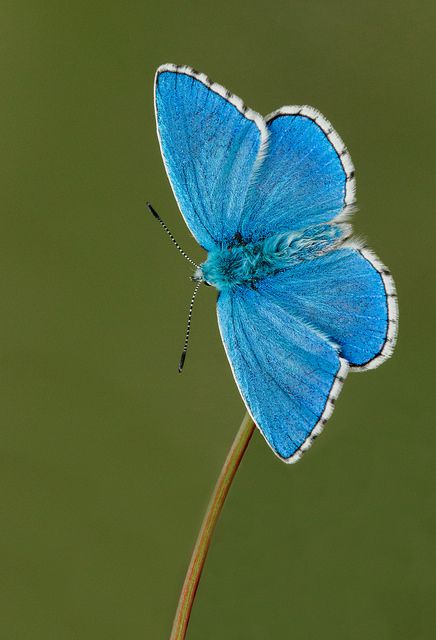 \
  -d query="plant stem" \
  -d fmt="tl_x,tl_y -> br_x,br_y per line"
169,412 -> 256,640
